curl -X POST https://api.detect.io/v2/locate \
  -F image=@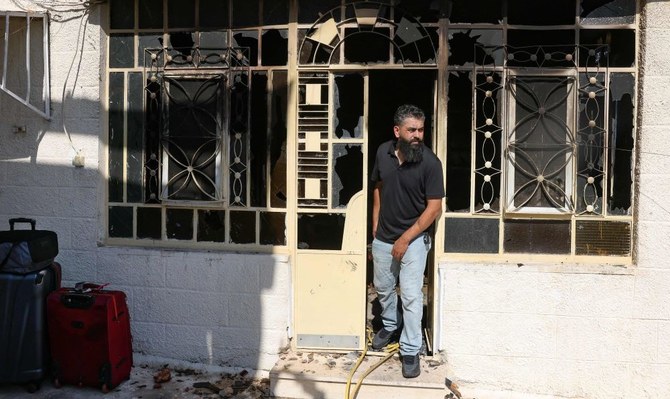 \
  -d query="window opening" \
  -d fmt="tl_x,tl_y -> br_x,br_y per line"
0,12 -> 50,119
108,0 -> 288,248
144,44 -> 251,205
299,2 -> 436,66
